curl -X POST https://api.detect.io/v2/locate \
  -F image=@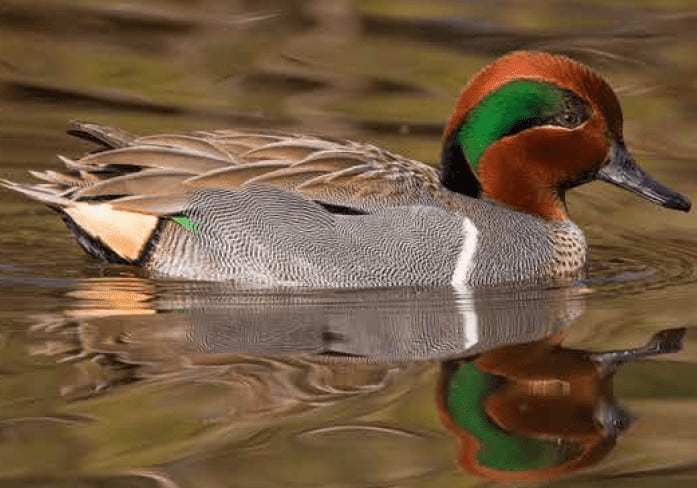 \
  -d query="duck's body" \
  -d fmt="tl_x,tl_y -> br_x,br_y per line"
148,186 -> 584,287
1,52 -> 689,287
